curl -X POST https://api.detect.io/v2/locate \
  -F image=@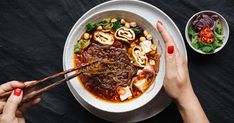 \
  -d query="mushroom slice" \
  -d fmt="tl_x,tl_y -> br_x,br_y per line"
131,46 -> 148,67
117,86 -> 132,101
93,31 -> 114,45
115,27 -> 135,43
